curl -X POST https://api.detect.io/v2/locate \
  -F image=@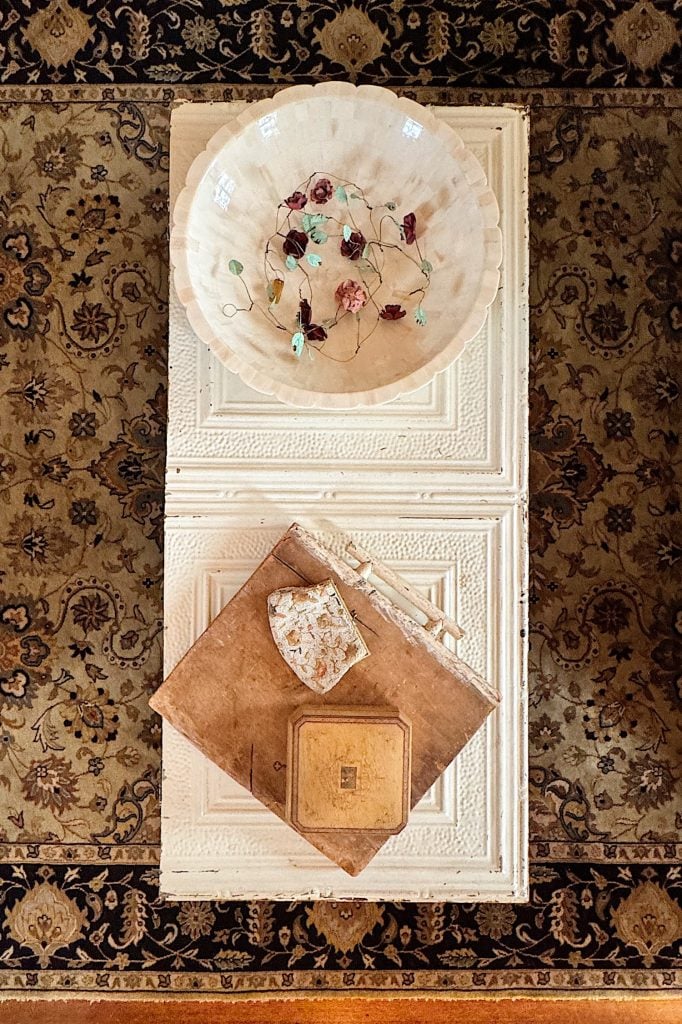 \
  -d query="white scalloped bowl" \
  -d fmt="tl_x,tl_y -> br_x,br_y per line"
171,84 -> 502,409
